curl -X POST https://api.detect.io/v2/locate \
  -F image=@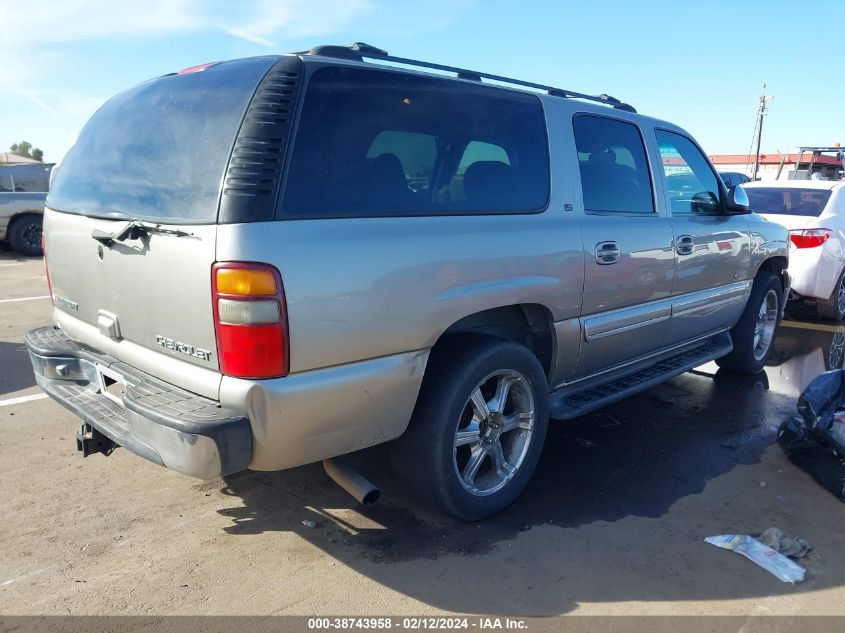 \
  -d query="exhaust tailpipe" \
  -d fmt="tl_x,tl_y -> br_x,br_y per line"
323,457 -> 380,506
